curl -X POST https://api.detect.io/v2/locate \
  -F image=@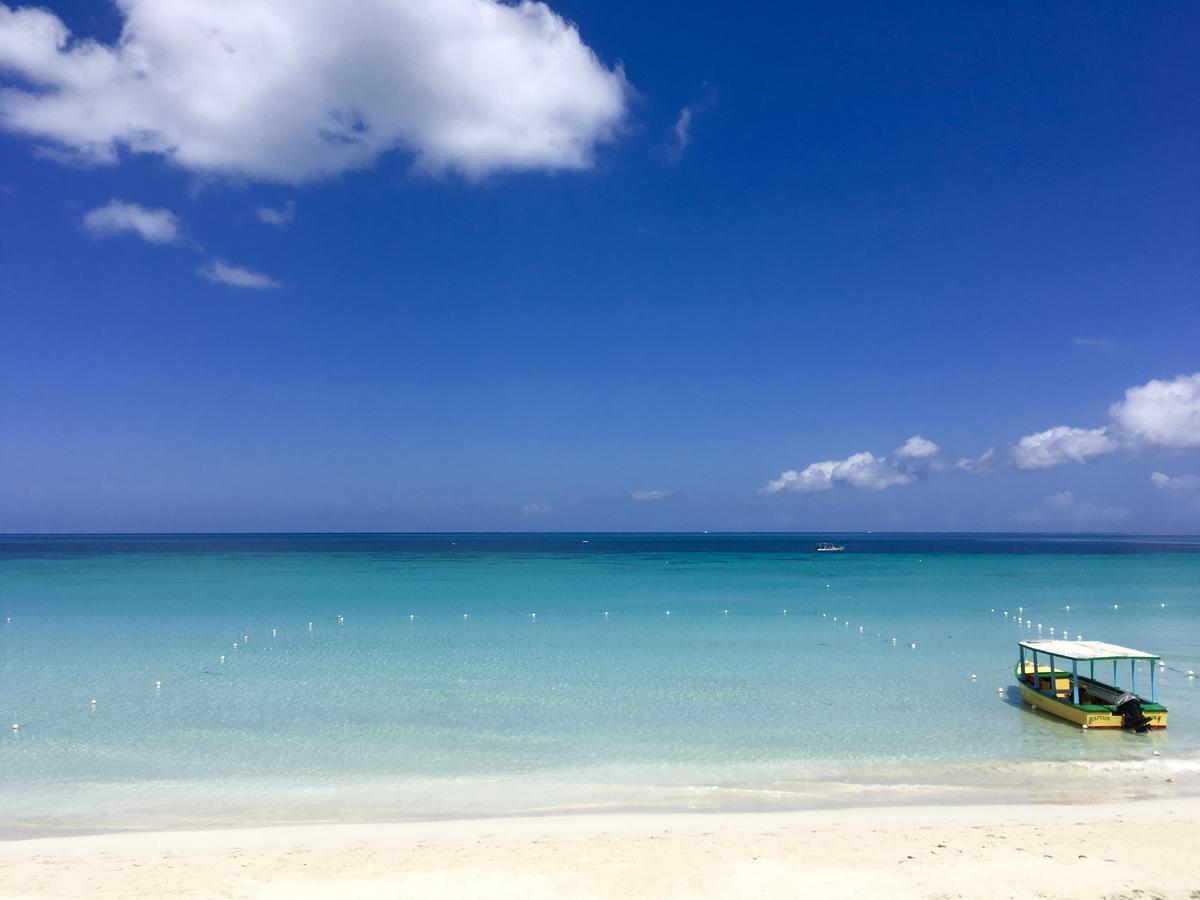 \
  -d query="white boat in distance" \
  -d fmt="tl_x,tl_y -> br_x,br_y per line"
815,542 -> 845,552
